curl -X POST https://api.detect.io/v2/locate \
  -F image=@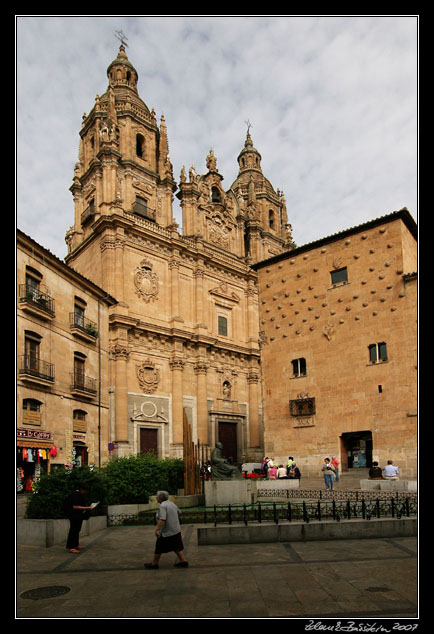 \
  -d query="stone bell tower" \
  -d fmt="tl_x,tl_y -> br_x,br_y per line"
64,46 -> 295,464
176,130 -> 295,265
230,130 -> 295,263
65,44 -> 177,272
